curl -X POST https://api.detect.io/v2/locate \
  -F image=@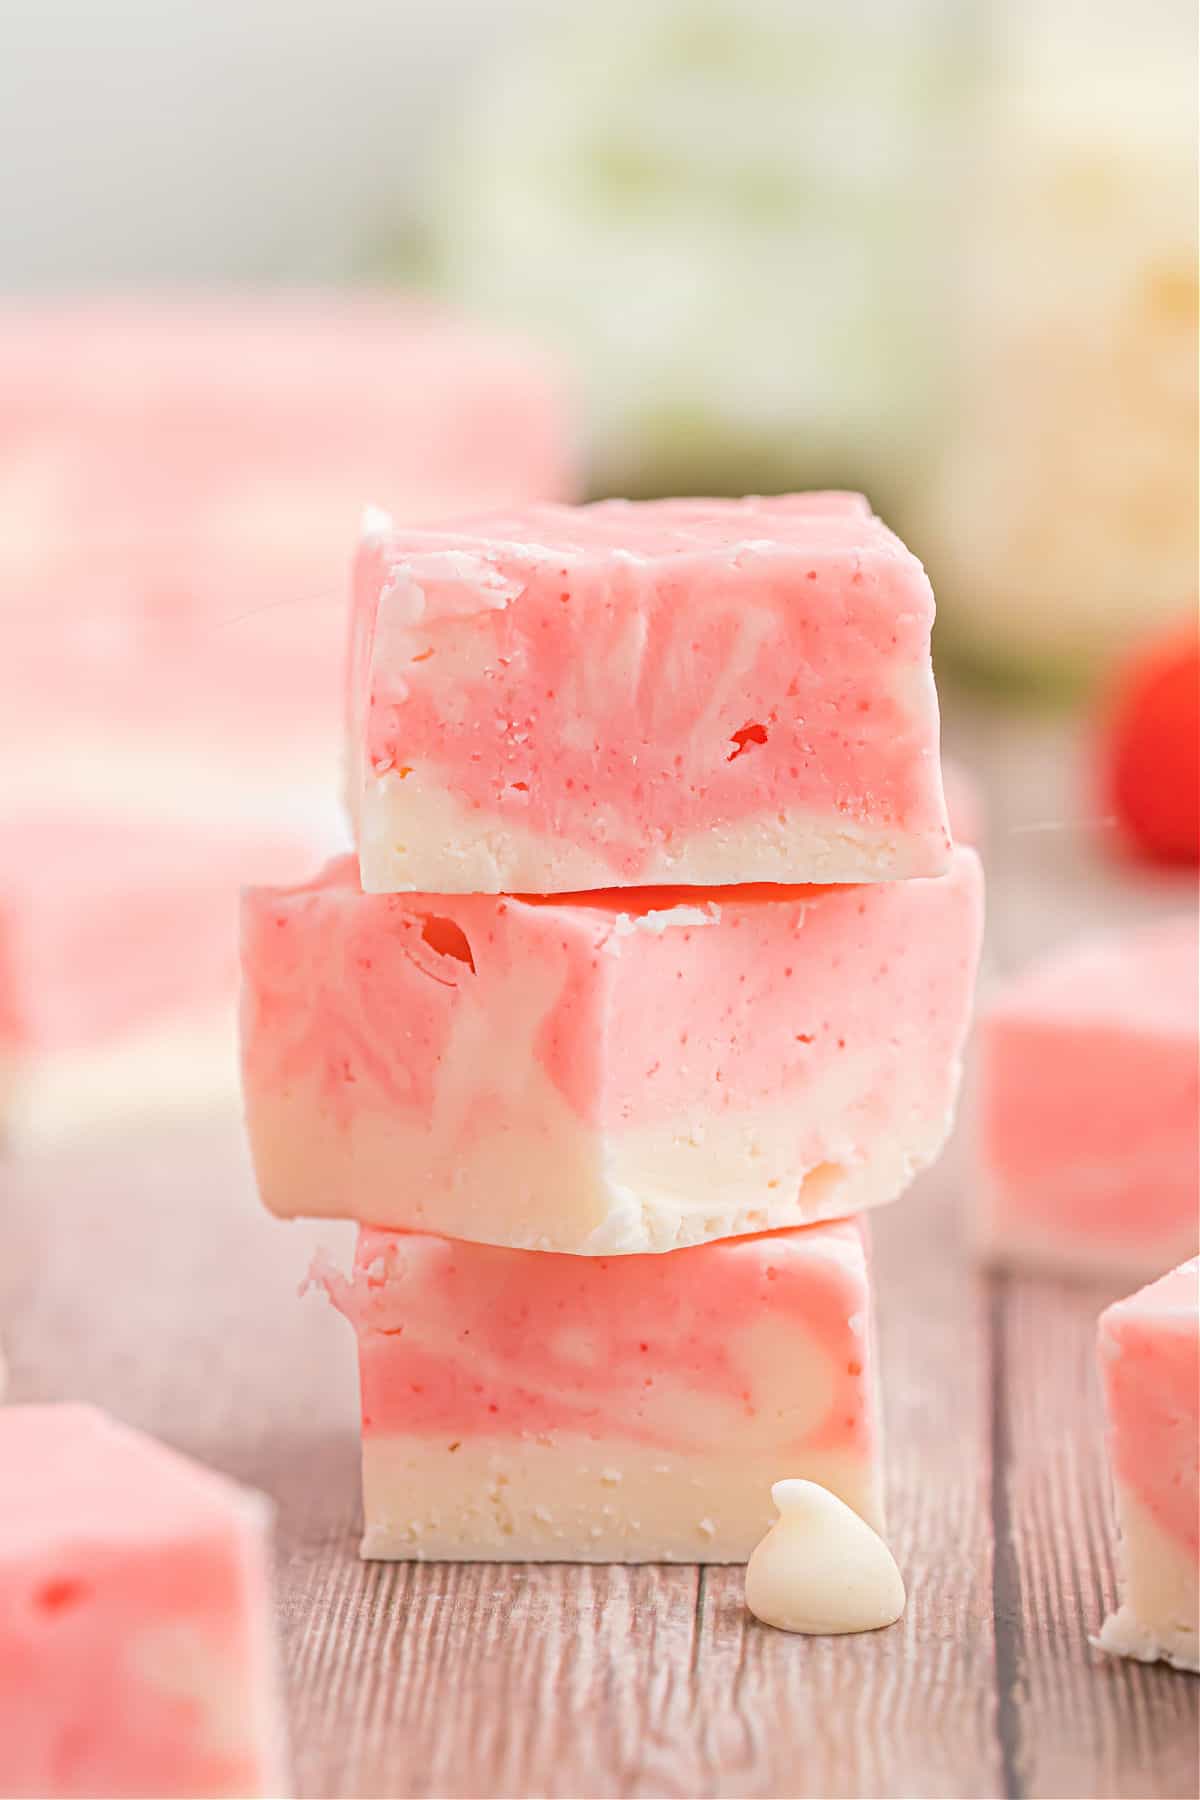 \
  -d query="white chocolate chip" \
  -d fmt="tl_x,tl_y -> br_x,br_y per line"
744,1479 -> 905,1636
